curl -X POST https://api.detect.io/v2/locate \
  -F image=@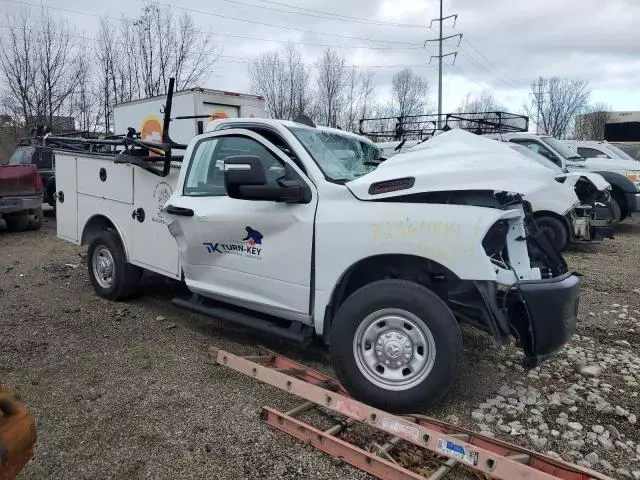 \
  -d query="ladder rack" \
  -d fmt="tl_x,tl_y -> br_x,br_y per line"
209,347 -> 612,480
